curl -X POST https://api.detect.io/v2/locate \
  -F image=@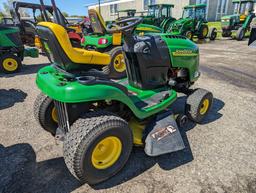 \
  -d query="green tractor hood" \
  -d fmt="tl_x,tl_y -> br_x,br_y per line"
135,23 -> 163,33
221,14 -> 242,28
